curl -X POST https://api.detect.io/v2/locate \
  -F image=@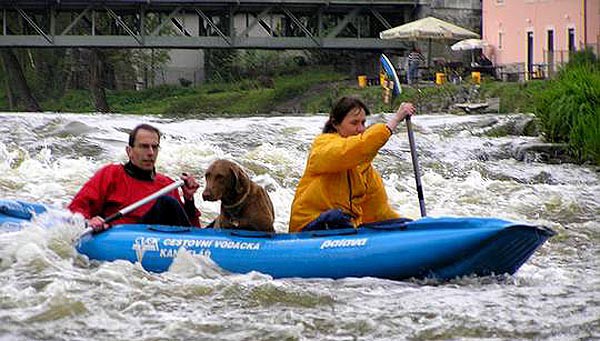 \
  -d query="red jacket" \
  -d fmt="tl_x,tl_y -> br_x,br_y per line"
68,163 -> 201,226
